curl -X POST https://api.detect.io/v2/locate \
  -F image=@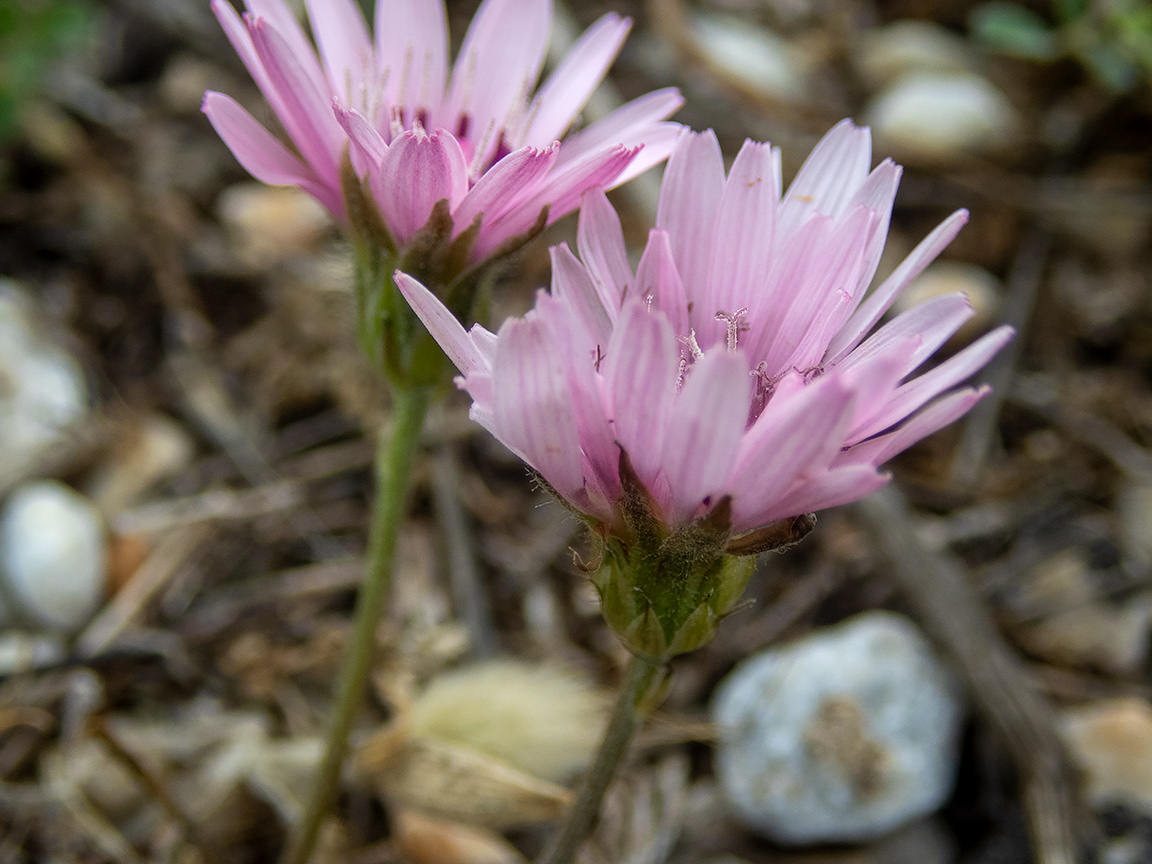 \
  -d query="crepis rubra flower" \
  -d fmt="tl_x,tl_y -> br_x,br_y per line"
202,0 -> 682,261
397,121 -> 1014,542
